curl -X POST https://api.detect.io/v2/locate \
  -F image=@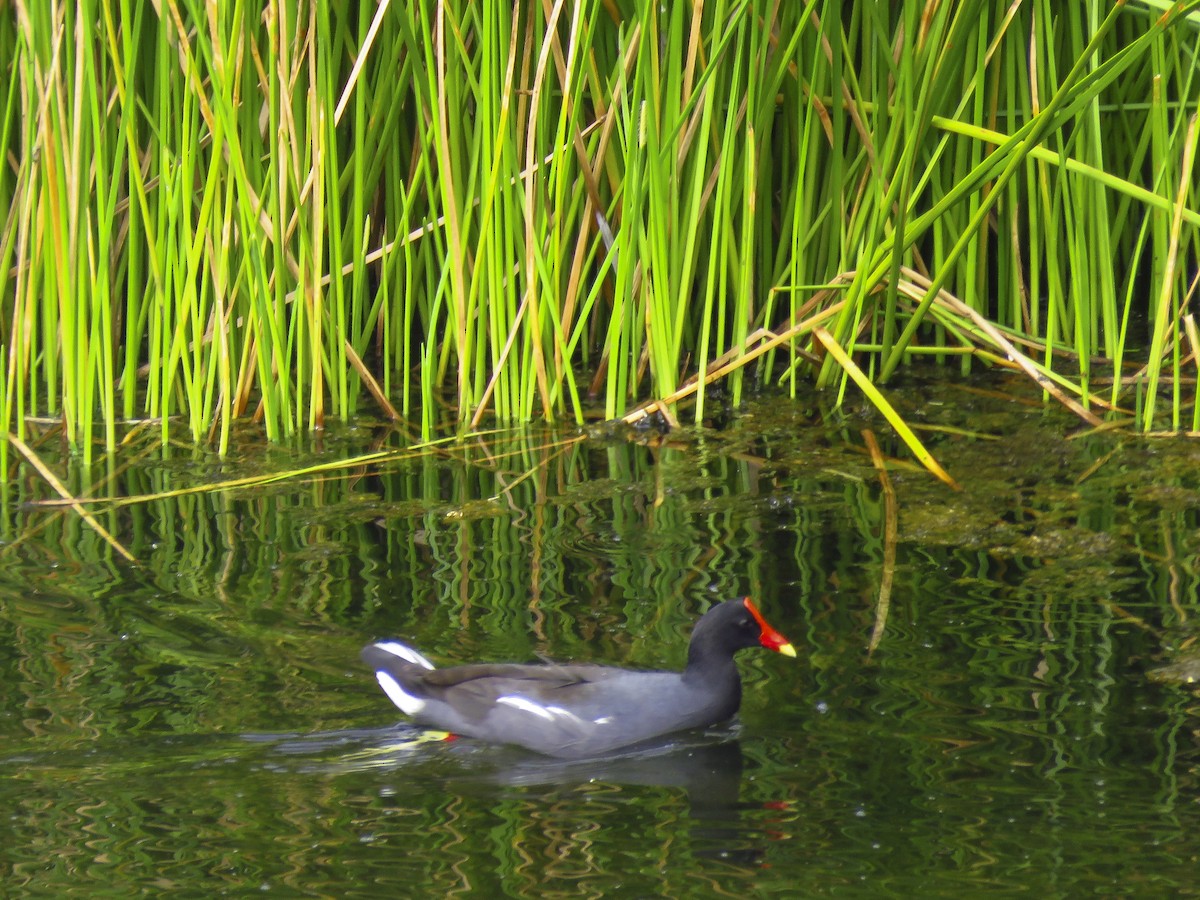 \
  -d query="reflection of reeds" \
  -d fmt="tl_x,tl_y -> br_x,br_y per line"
862,430 -> 896,655
3,2 -> 1199,463
1,421 -> 843,636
